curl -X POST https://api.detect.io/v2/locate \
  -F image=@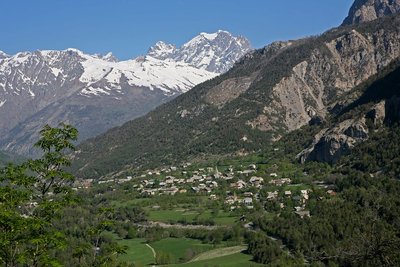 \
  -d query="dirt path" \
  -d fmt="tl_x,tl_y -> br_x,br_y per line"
146,243 -> 156,260
189,245 -> 247,262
